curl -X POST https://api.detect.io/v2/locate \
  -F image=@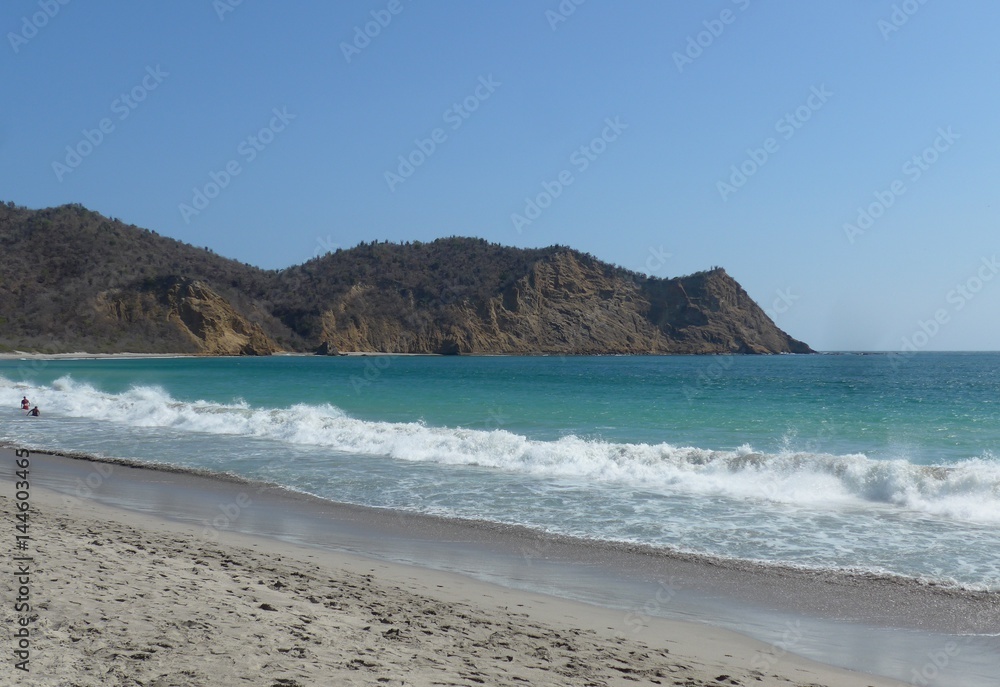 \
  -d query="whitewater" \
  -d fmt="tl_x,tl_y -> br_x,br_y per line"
2,353 -> 1000,590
